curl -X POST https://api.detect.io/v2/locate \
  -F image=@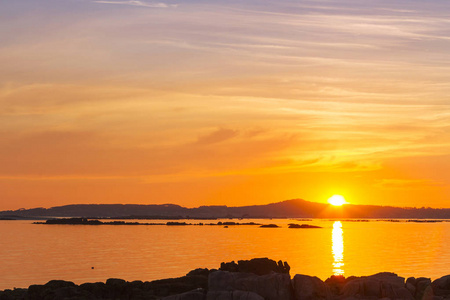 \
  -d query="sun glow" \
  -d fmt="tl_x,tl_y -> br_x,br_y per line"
328,195 -> 347,206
